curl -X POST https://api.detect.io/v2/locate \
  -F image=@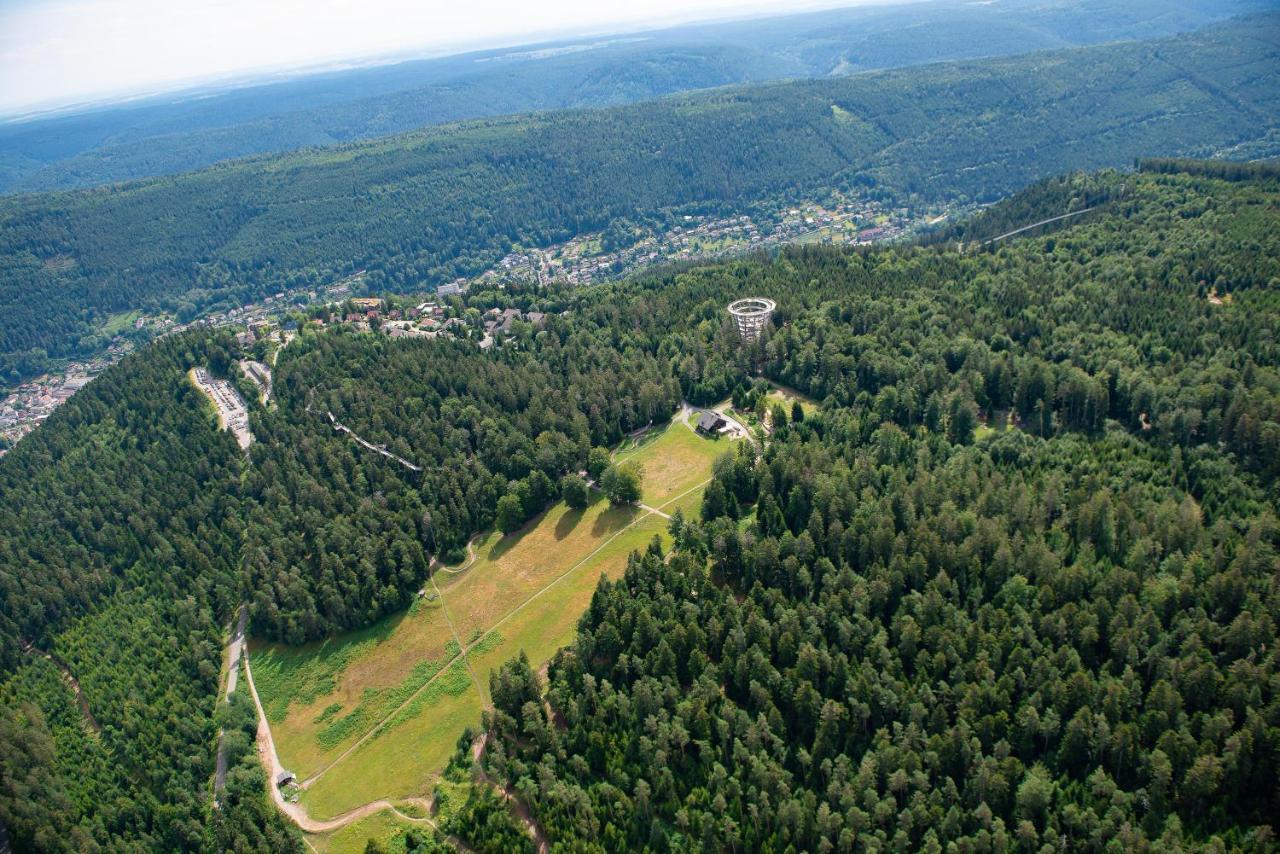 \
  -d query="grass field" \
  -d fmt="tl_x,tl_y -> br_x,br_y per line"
766,384 -> 819,417
249,596 -> 461,779
306,809 -> 429,854
99,309 -> 141,336
253,495 -> 692,820
468,511 -> 670,705
297,496 -> 671,818
614,419 -> 727,509
256,415 -> 727,834
300,659 -> 484,818
441,498 -> 642,642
